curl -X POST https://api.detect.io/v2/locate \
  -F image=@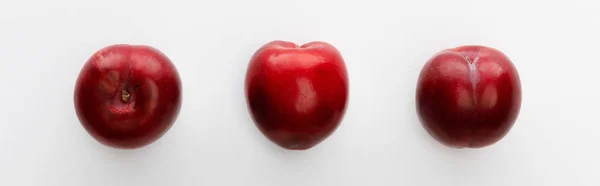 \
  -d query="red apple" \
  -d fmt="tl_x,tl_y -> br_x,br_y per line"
74,44 -> 182,149
245,41 -> 349,150
416,45 -> 521,148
